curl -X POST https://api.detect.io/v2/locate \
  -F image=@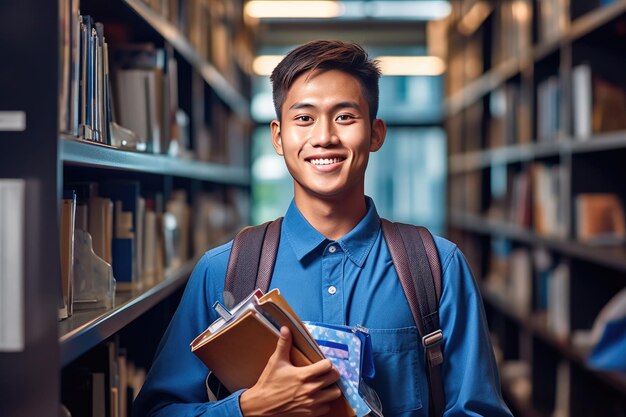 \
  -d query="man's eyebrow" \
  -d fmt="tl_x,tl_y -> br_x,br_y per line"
287,101 -> 362,111
288,102 -> 316,111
